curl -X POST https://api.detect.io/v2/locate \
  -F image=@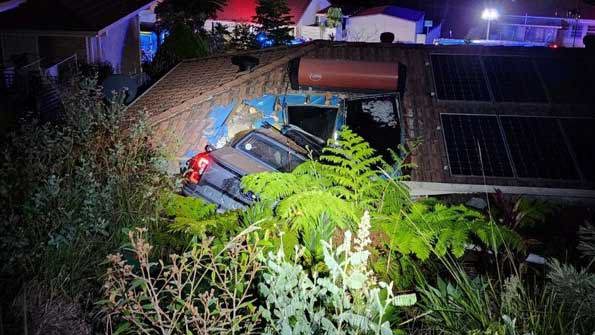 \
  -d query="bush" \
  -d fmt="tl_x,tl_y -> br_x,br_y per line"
102,227 -> 262,334
259,211 -> 417,335
0,77 -> 169,329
